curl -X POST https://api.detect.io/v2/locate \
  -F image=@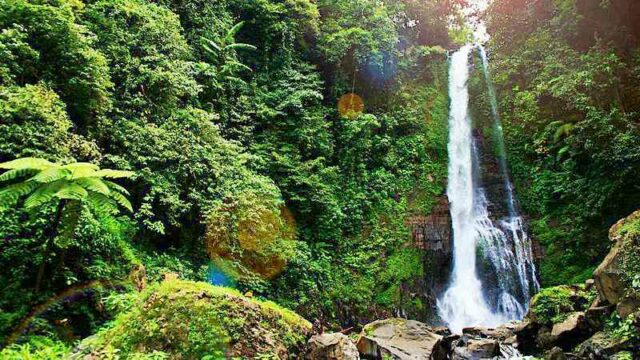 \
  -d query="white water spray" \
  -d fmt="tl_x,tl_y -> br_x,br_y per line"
437,45 -> 539,334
